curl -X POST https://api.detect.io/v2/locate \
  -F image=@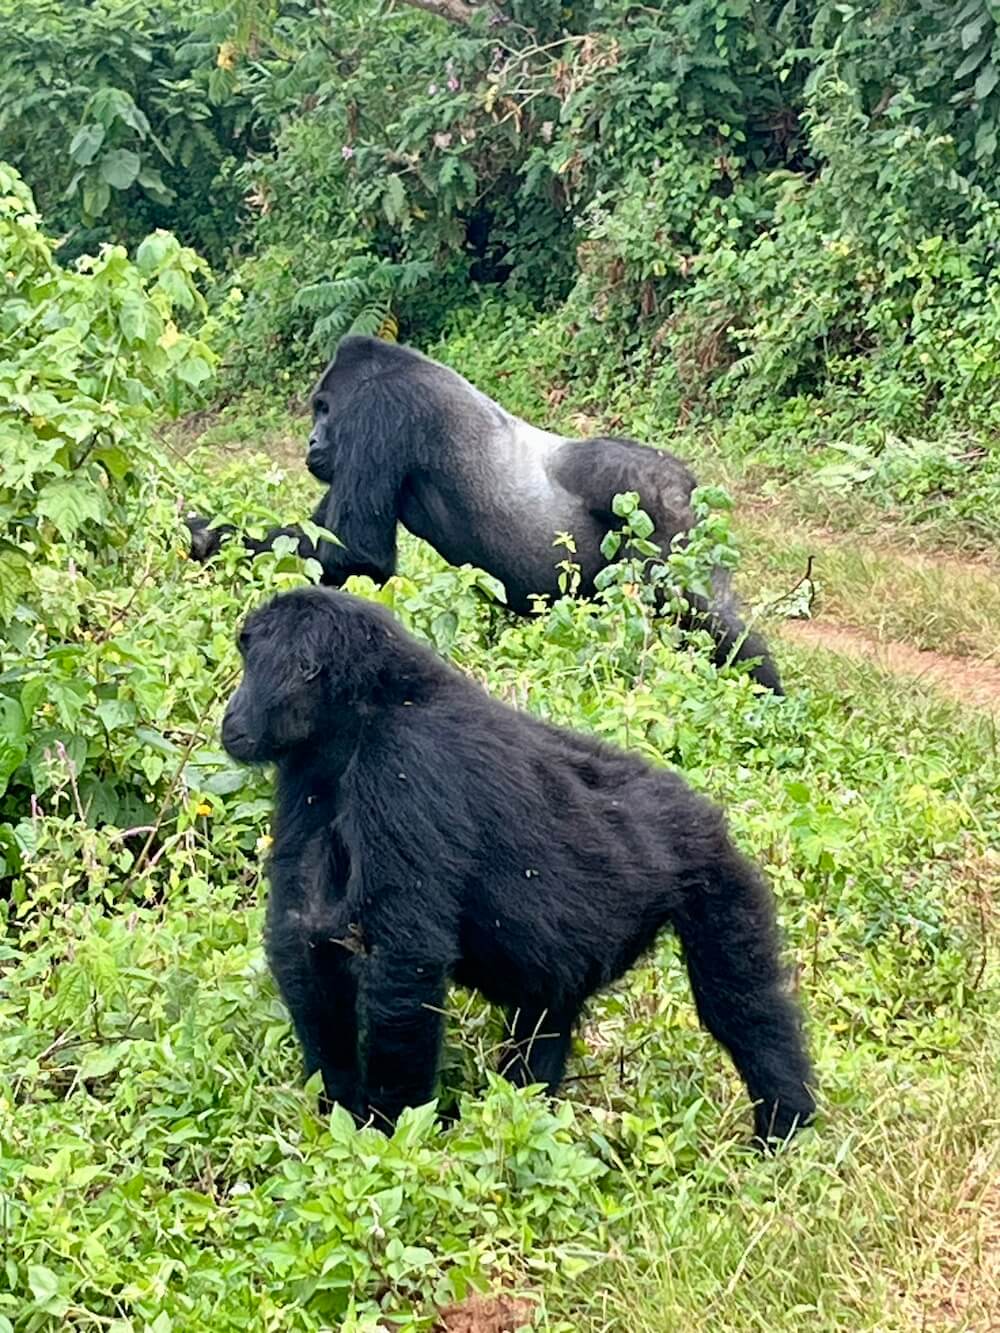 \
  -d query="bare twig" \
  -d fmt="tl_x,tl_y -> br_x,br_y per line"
758,554 -> 816,619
